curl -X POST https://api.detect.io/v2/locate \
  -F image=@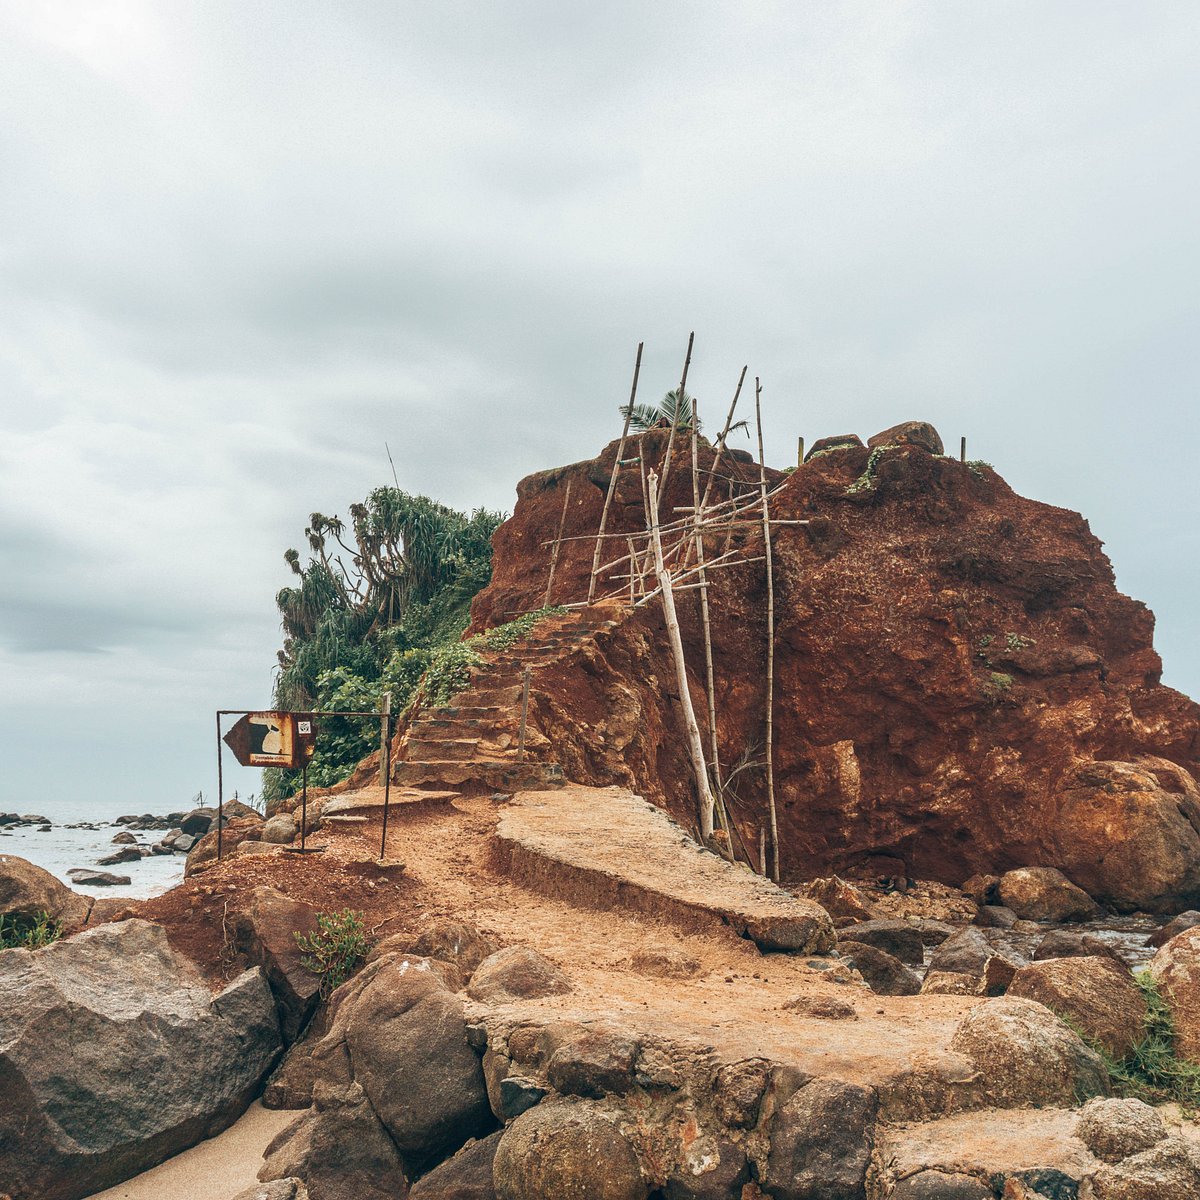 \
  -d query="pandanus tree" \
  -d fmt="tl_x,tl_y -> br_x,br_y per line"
274,488 -> 503,709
